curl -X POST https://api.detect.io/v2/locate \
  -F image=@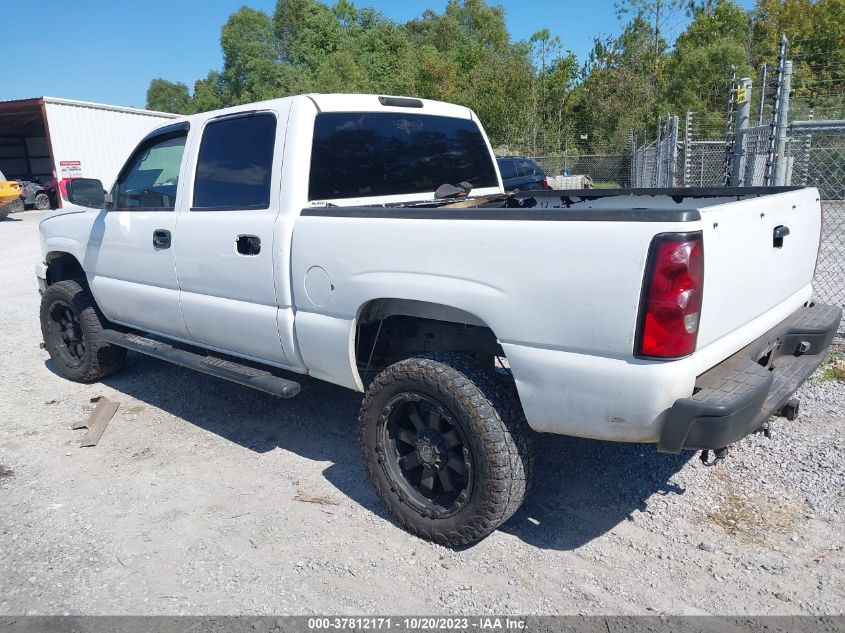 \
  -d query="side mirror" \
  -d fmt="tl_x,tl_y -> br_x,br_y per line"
66,178 -> 105,208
